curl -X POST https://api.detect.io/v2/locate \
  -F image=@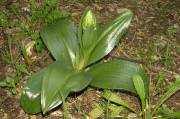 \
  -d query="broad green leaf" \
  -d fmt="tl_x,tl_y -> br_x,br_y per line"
64,71 -> 92,92
89,103 -> 104,118
102,90 -> 135,112
41,61 -> 72,113
87,10 -> 133,65
41,61 -> 92,114
21,68 -> 46,114
153,78 -> 180,114
79,9 -> 97,49
77,27 -> 98,70
133,75 -> 145,110
88,60 -> 148,94
77,9 -> 97,69
40,18 -> 79,68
